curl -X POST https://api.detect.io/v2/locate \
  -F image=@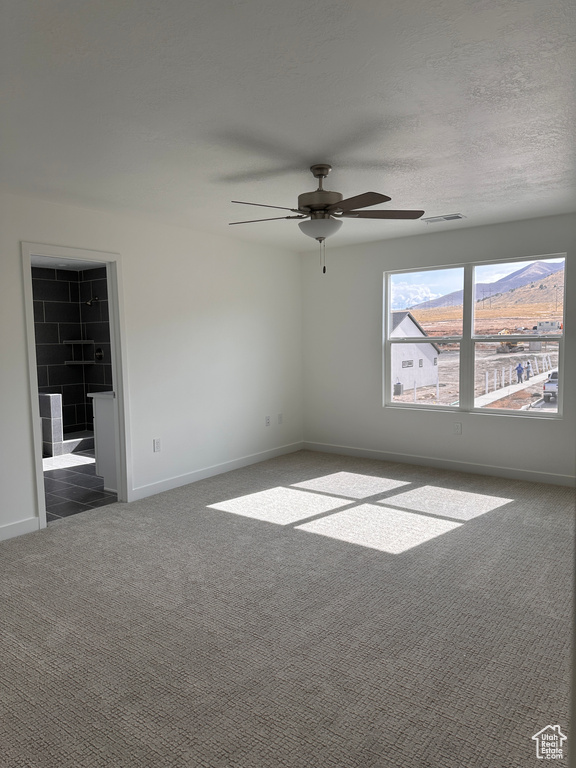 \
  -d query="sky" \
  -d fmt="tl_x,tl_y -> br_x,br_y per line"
390,268 -> 462,309
390,258 -> 564,310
